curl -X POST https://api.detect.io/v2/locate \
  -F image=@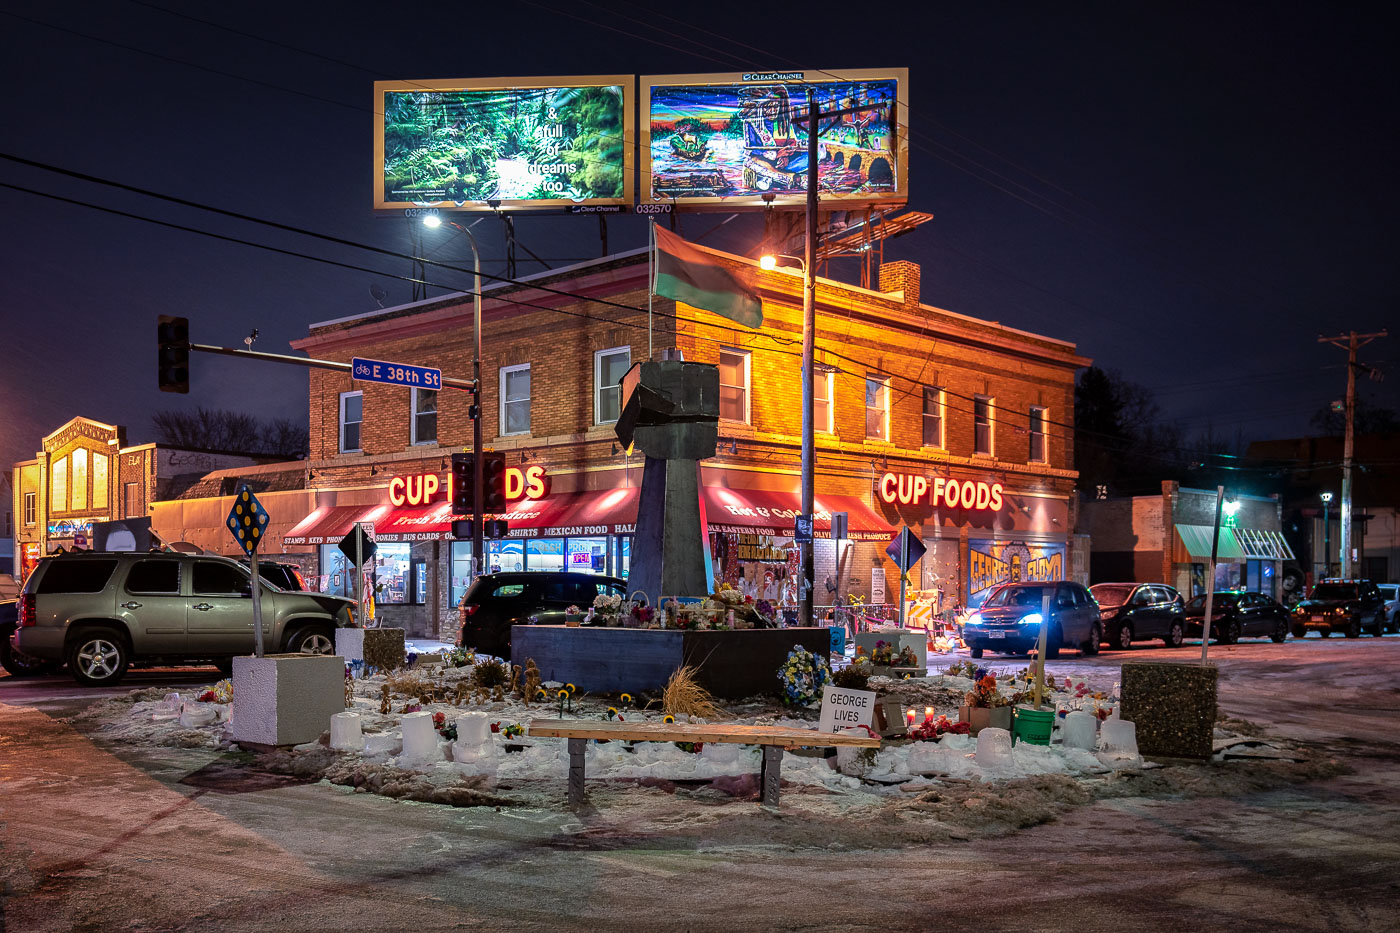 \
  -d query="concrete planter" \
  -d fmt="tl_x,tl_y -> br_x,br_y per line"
1120,661 -> 1218,760
231,653 -> 347,747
